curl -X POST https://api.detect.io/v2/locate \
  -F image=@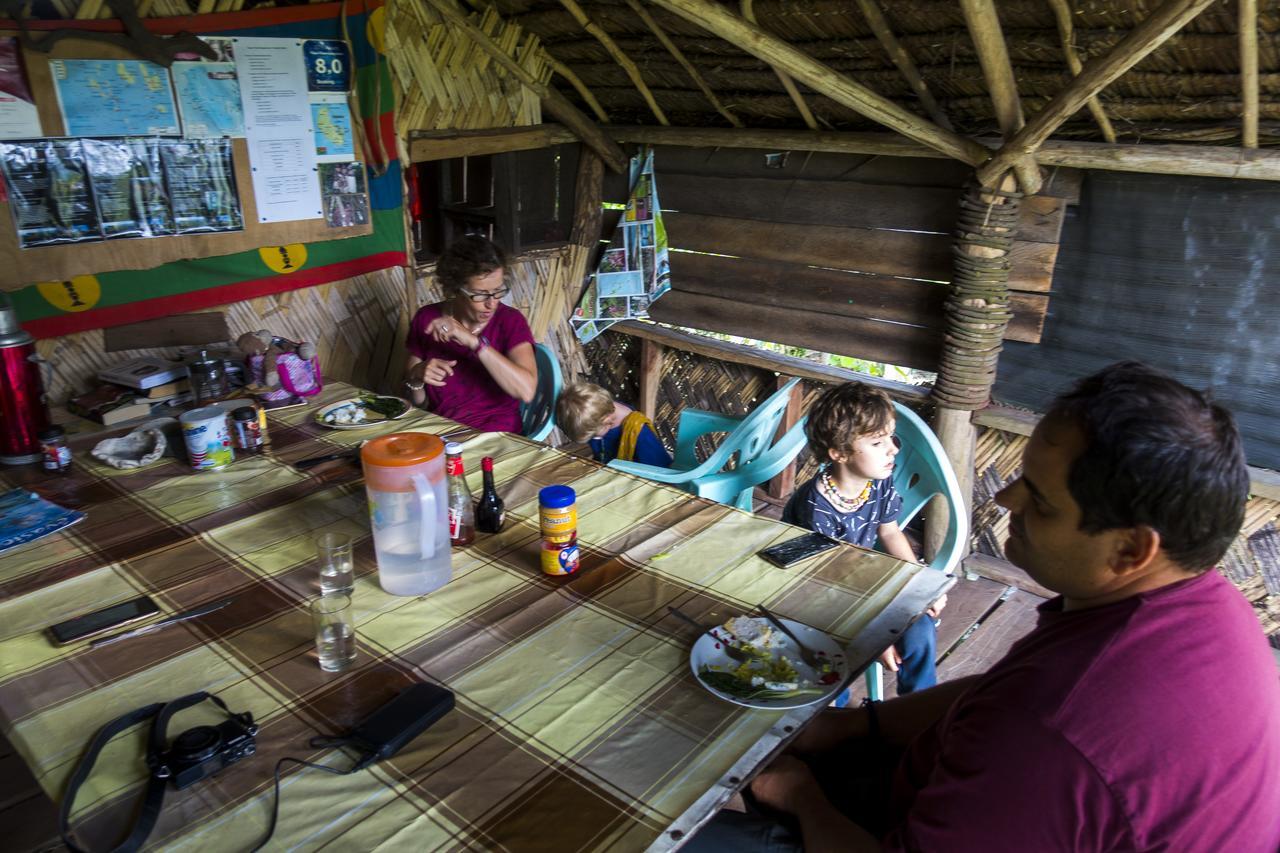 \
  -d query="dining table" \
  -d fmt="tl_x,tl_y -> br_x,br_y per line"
0,380 -> 951,852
